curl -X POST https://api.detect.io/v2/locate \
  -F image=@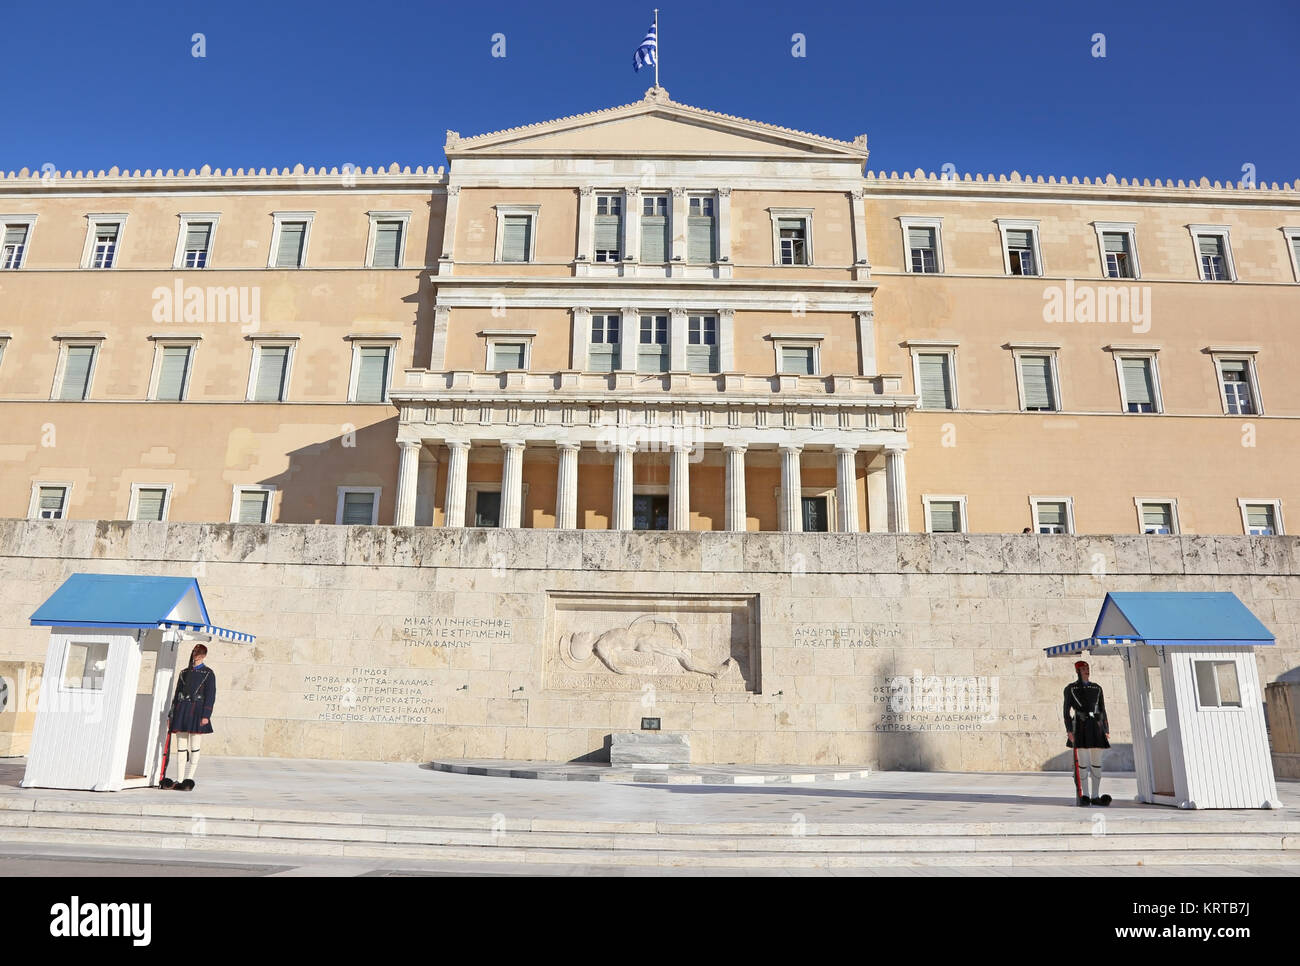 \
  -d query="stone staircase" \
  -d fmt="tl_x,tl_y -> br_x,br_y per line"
2,795 -> 1297,870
